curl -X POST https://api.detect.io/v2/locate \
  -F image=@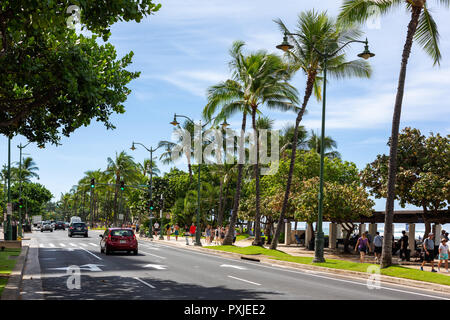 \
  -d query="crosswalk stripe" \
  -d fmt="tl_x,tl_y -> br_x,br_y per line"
89,243 -> 98,247
49,243 -> 55,248
69,243 -> 77,247
80,243 -> 88,247
59,243 -> 66,247
39,244 -> 44,248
